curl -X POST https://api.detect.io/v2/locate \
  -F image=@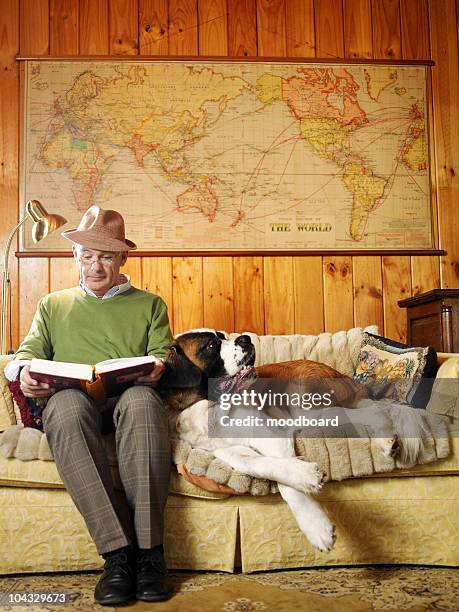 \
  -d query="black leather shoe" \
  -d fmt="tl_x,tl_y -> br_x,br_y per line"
136,547 -> 173,602
94,548 -> 135,606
